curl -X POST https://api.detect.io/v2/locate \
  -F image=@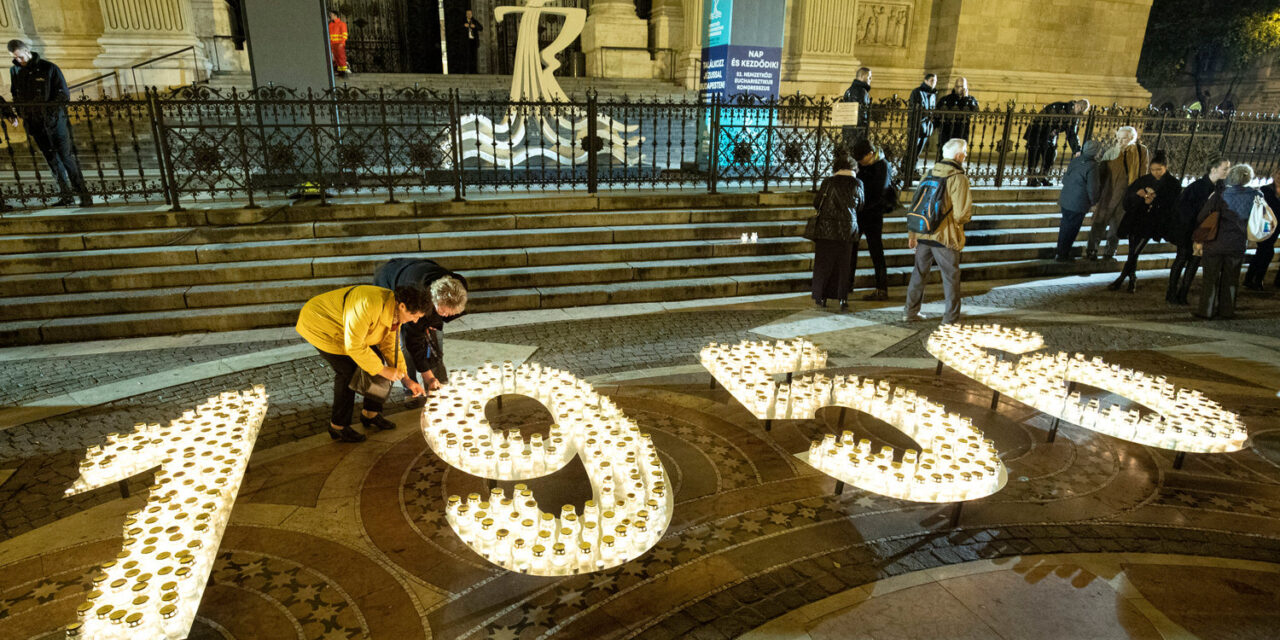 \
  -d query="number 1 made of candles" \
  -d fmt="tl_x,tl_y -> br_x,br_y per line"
700,340 -> 1007,503
421,361 -> 673,576
64,386 -> 268,640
